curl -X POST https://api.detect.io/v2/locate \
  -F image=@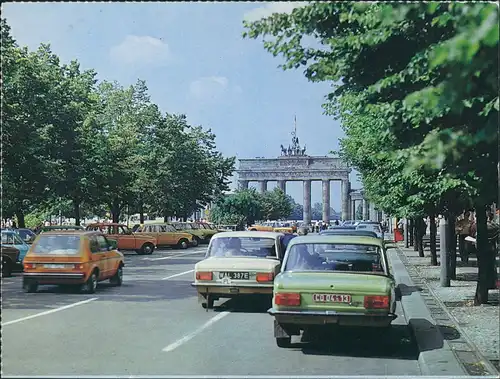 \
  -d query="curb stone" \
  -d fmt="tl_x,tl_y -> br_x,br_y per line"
395,245 -> 500,377
387,248 -> 467,376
